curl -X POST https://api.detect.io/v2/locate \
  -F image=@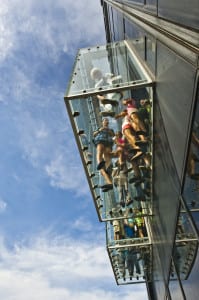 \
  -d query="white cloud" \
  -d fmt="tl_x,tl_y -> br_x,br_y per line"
0,3 -> 15,61
0,199 -> 7,213
0,234 -> 148,300
45,153 -> 89,196
71,216 -> 93,232
0,0 -> 104,196
0,0 -> 105,63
